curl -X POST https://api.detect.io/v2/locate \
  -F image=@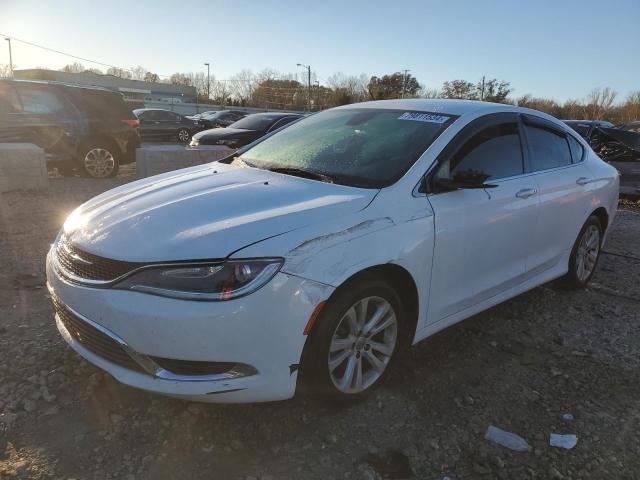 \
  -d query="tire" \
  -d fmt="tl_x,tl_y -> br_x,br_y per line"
561,215 -> 603,289
176,128 -> 191,144
300,276 -> 404,402
78,143 -> 119,178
